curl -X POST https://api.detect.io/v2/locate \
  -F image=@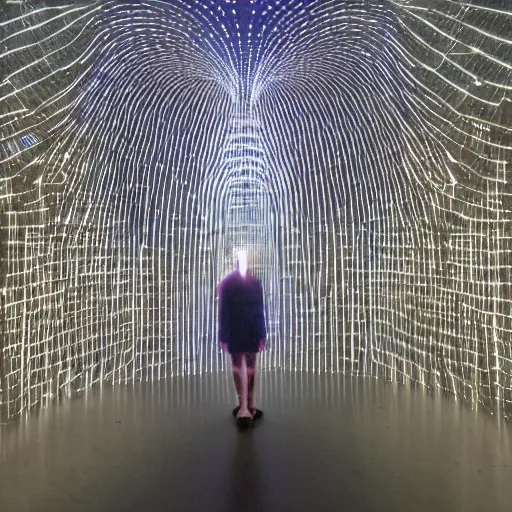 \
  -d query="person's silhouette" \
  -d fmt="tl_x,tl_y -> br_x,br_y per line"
218,250 -> 266,429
